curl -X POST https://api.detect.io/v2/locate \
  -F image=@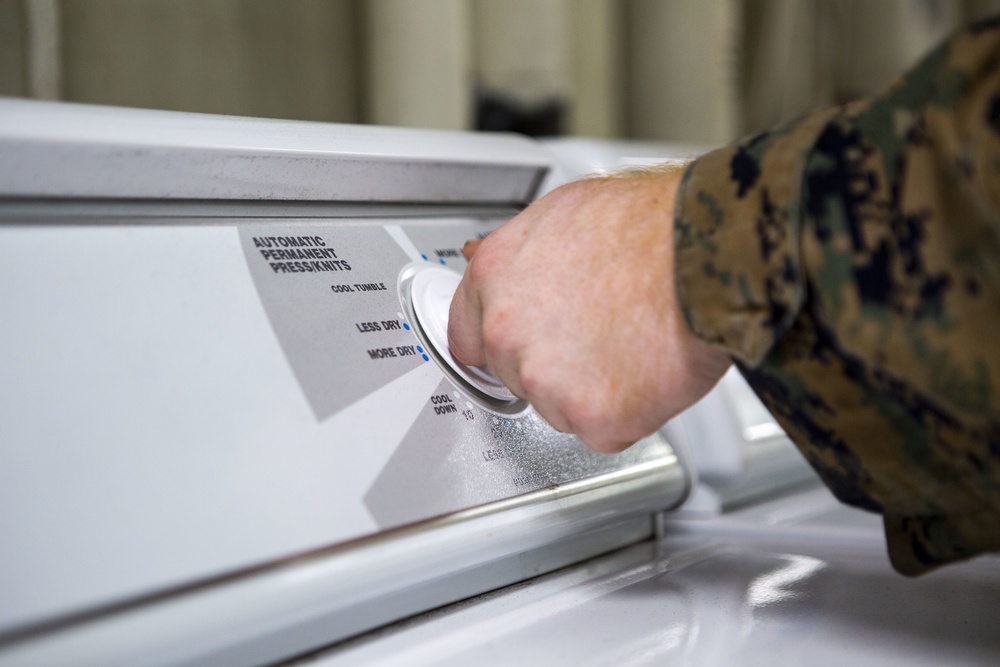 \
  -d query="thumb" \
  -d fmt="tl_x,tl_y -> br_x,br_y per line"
462,239 -> 483,262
